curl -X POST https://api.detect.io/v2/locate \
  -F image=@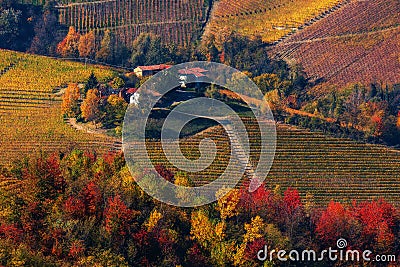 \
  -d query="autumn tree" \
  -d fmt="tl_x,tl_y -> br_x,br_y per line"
96,29 -> 114,63
57,26 -> 80,57
62,83 -> 81,117
104,195 -> 134,242
174,171 -> 195,206
316,201 -> 360,246
355,199 -> 397,253
216,188 -> 240,220
110,77 -> 125,89
253,73 -> 291,96
78,31 -> 95,58
81,89 -> 101,123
